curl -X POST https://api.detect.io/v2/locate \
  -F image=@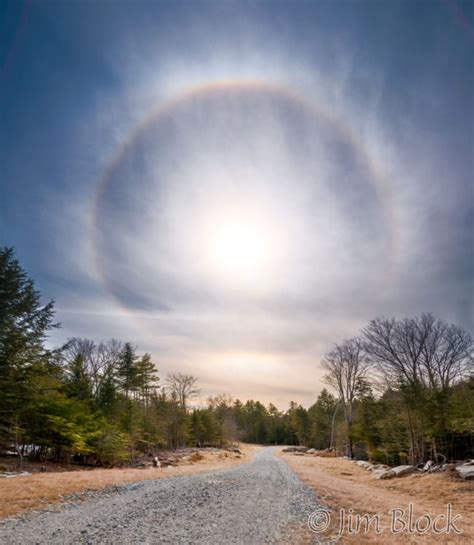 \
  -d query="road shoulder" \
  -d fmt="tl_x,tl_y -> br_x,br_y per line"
278,449 -> 473,544
0,444 -> 261,519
